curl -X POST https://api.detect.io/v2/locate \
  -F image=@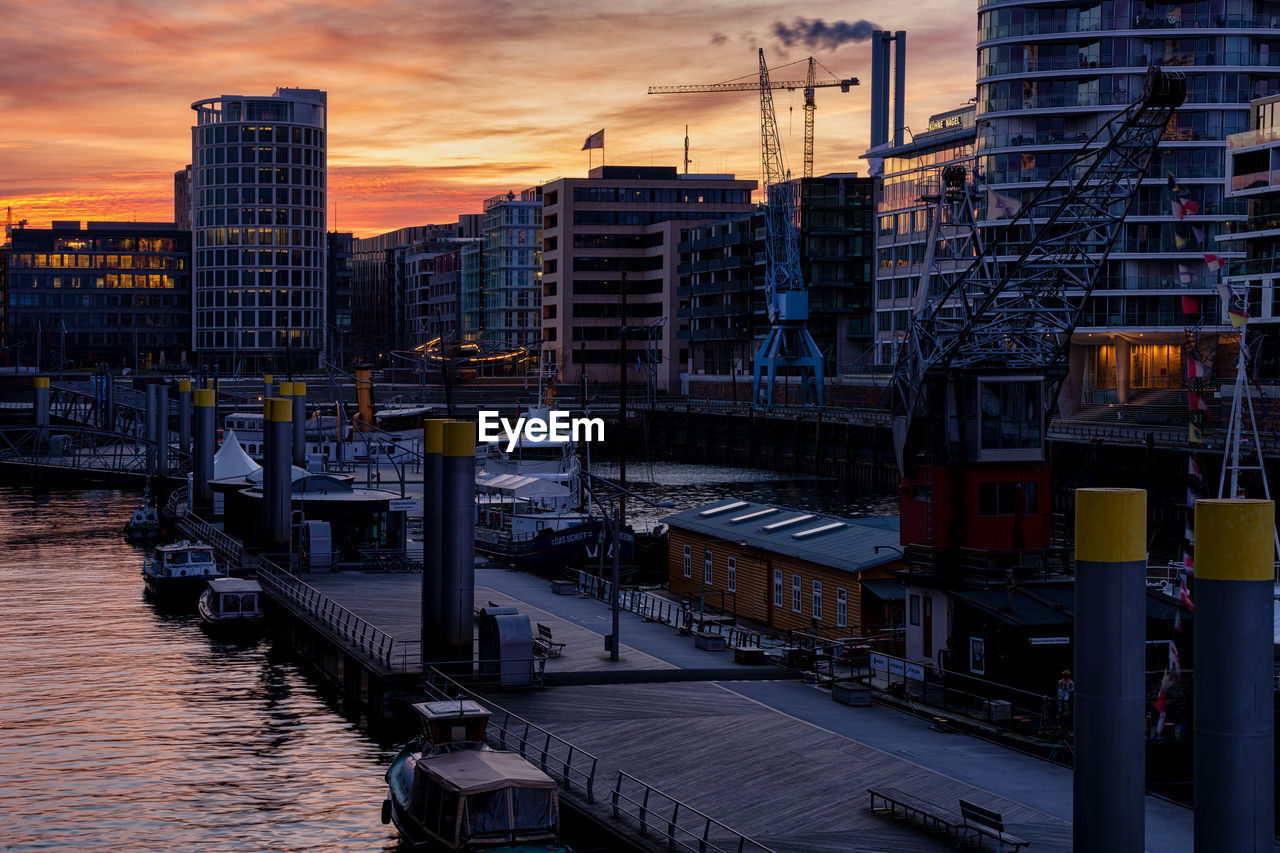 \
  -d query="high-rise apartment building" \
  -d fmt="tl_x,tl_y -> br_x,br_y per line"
482,189 -> 542,349
190,87 -> 327,371
540,165 -> 755,391
976,4 -> 1279,405
174,165 -> 192,231
326,231 -> 353,367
